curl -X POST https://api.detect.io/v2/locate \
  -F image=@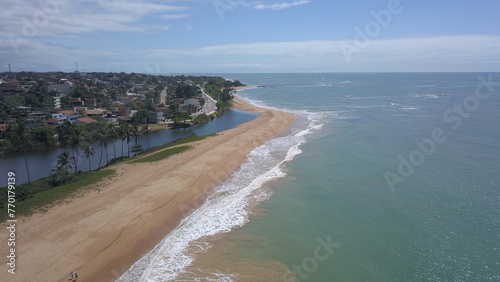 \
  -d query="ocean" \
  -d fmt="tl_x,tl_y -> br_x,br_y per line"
118,73 -> 499,281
